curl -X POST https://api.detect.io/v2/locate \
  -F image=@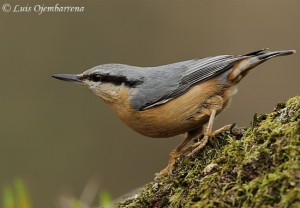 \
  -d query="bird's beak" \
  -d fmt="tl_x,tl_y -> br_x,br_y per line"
52,74 -> 82,83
